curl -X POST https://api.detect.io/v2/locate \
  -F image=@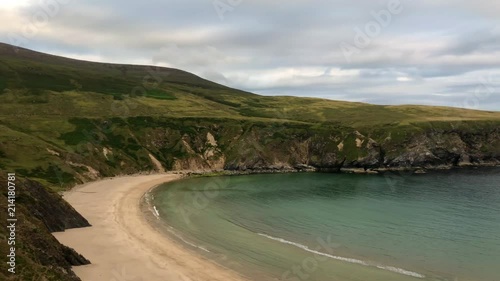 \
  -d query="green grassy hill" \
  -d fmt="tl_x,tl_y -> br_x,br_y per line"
2,42 -> 499,124
1,42 -> 500,189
